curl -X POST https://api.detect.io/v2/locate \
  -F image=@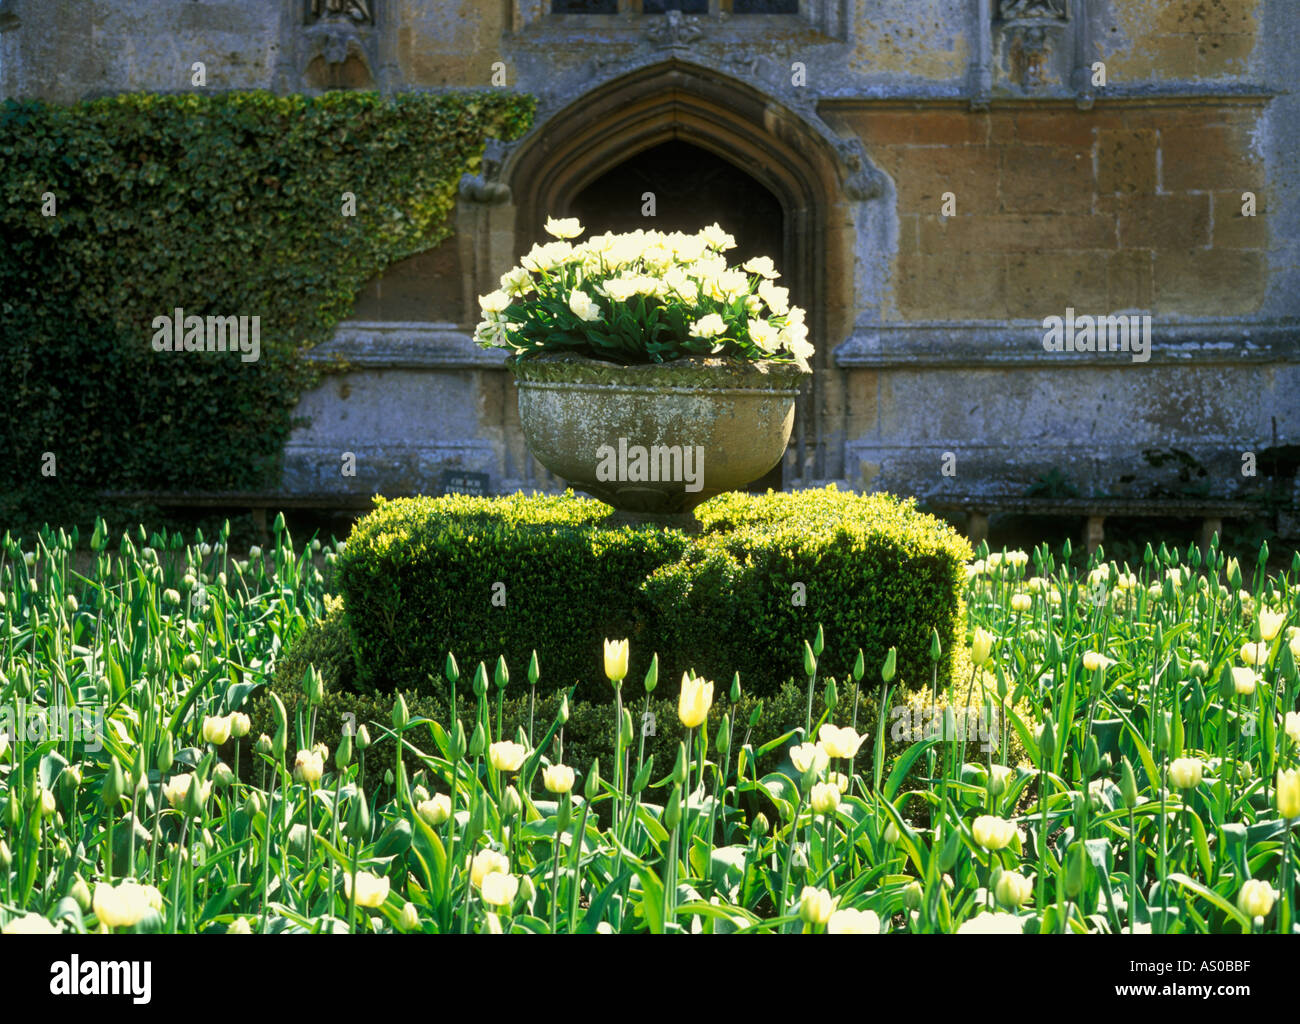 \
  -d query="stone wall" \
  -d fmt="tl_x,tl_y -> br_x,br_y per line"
2,0 -> 1296,516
